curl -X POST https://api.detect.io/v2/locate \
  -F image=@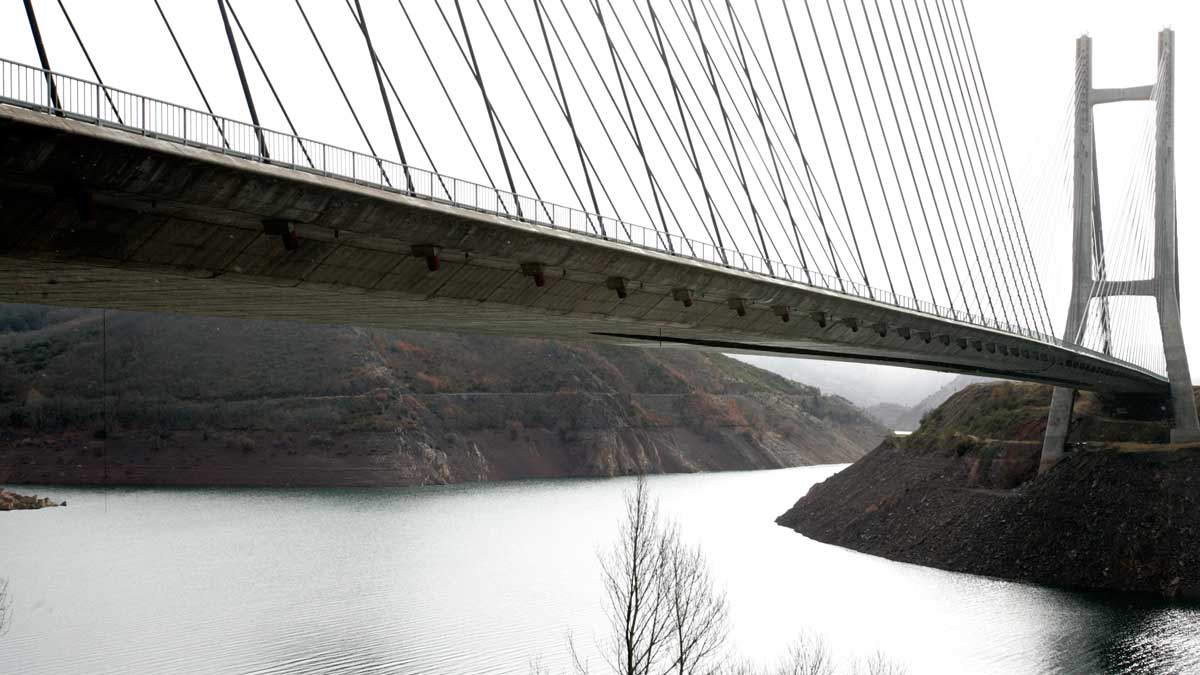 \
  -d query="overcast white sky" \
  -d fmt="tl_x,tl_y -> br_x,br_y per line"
1,0 -> 1198,404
